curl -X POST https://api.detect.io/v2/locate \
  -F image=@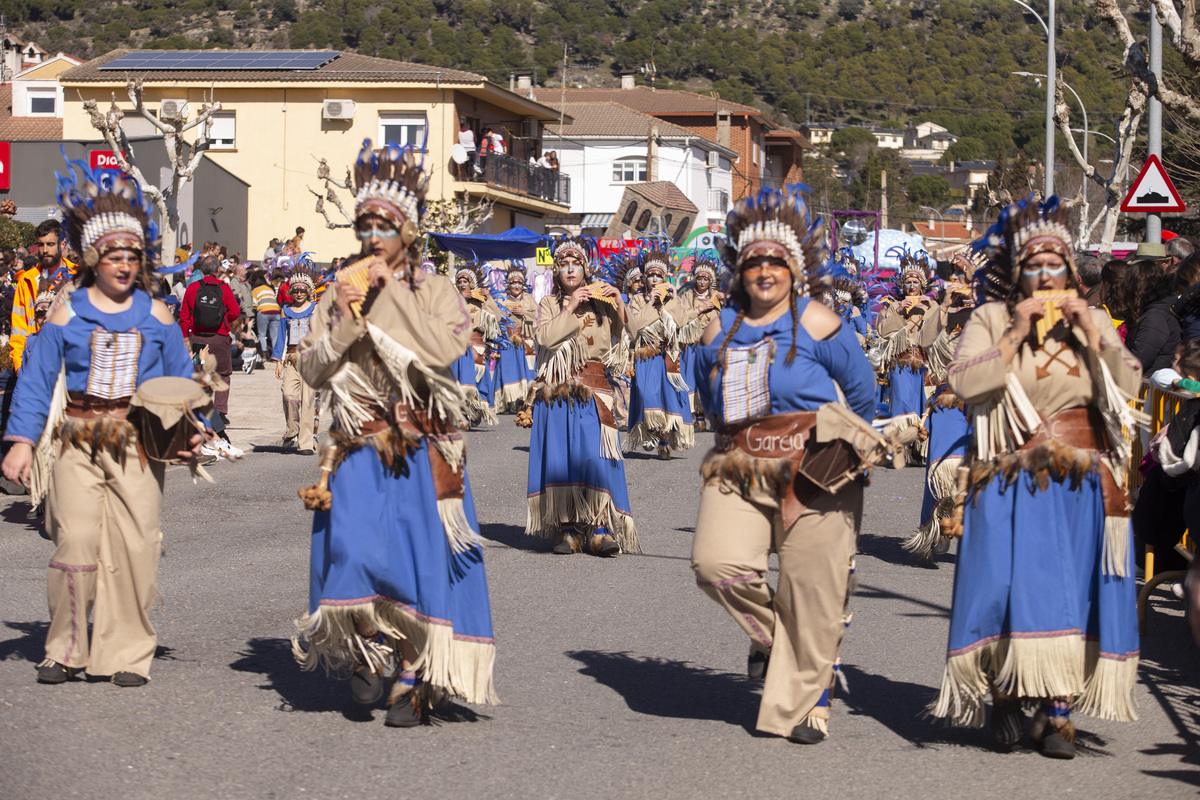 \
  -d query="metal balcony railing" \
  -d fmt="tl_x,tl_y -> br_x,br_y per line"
463,153 -> 570,205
